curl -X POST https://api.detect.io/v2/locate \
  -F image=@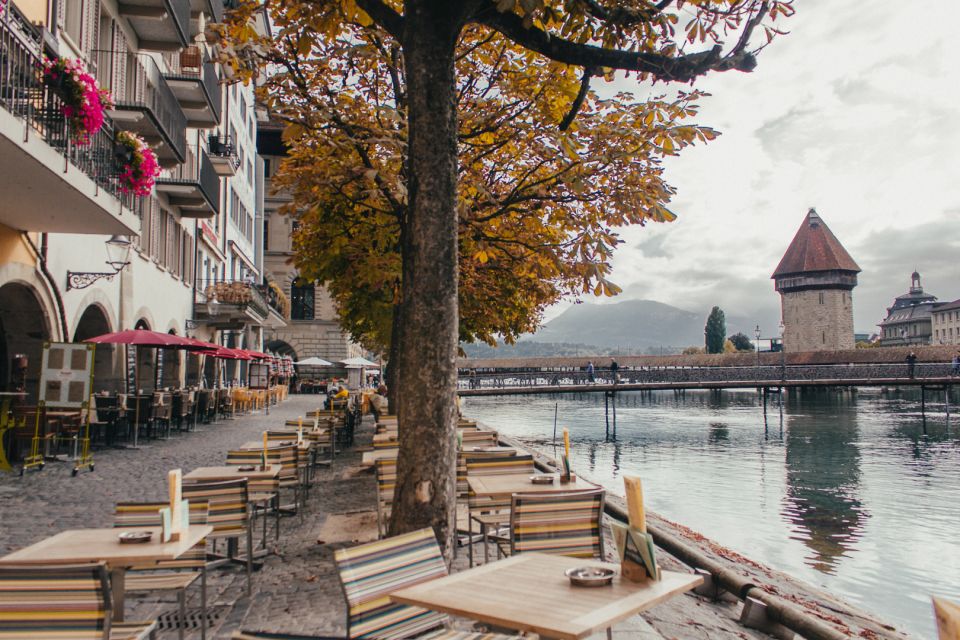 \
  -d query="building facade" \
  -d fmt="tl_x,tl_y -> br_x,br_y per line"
0,0 -> 284,395
878,272 -> 938,346
932,299 -> 960,345
772,209 -> 860,352
256,120 -> 362,381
